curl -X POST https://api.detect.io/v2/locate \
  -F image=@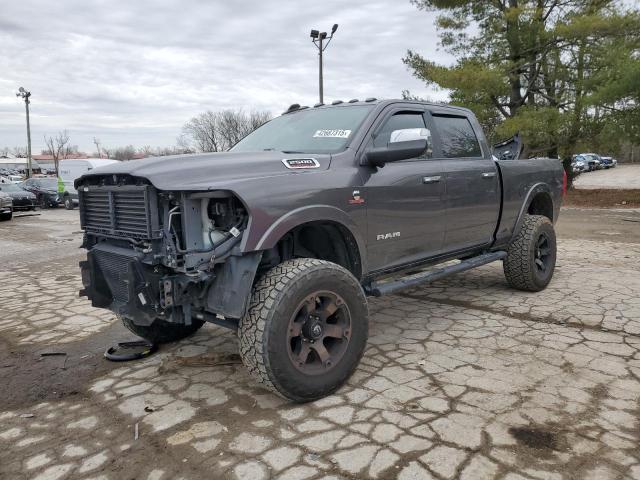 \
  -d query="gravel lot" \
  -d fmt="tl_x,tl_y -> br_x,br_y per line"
1,207 -> 640,480
574,164 -> 640,190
